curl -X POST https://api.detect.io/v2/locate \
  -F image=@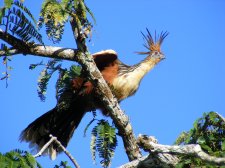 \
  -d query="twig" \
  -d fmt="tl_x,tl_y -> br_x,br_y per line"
33,134 -> 80,168
50,134 -> 80,168
33,135 -> 57,158
215,112 -> 225,123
